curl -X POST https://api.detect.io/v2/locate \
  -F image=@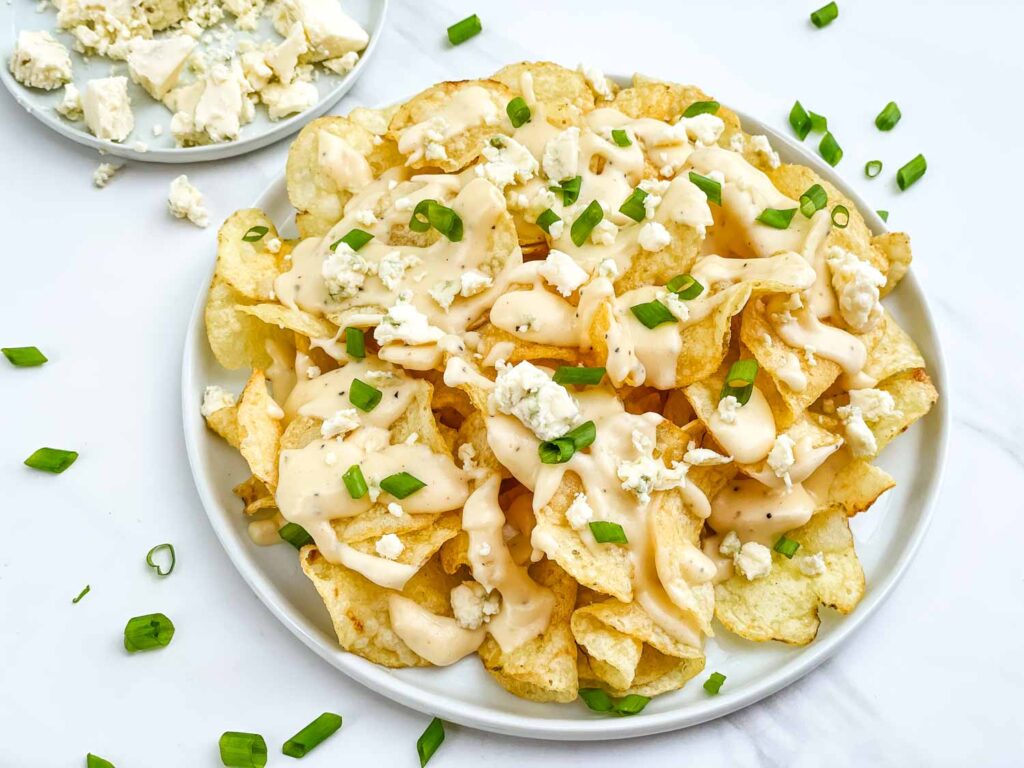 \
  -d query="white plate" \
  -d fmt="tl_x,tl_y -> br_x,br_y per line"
0,0 -> 387,163
181,96 -> 950,740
